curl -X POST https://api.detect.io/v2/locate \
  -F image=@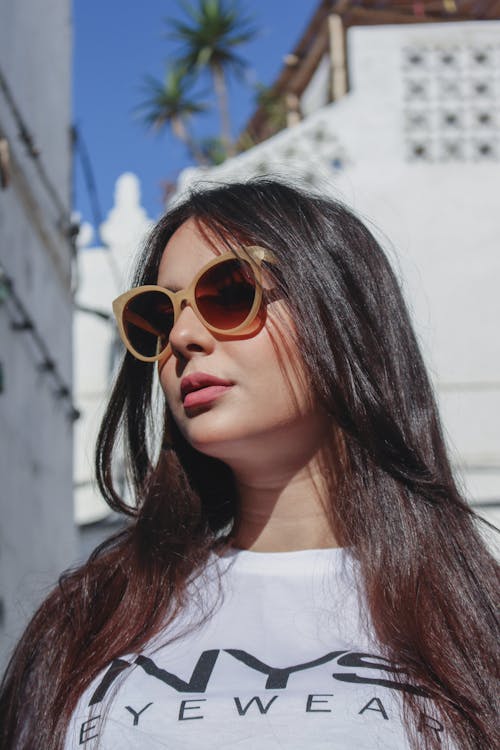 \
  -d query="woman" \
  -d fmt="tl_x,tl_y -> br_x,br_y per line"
1,178 -> 498,749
